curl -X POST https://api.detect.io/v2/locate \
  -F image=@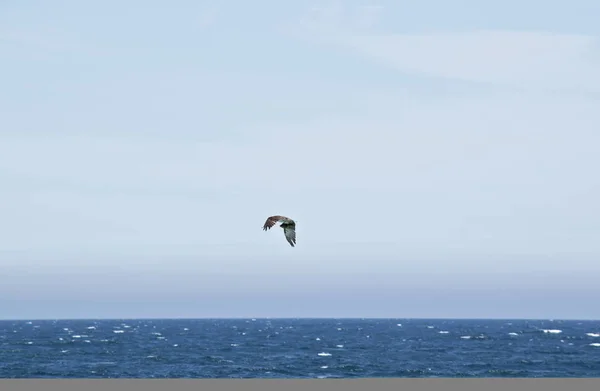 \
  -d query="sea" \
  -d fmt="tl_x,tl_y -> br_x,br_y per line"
1,318 -> 599,378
